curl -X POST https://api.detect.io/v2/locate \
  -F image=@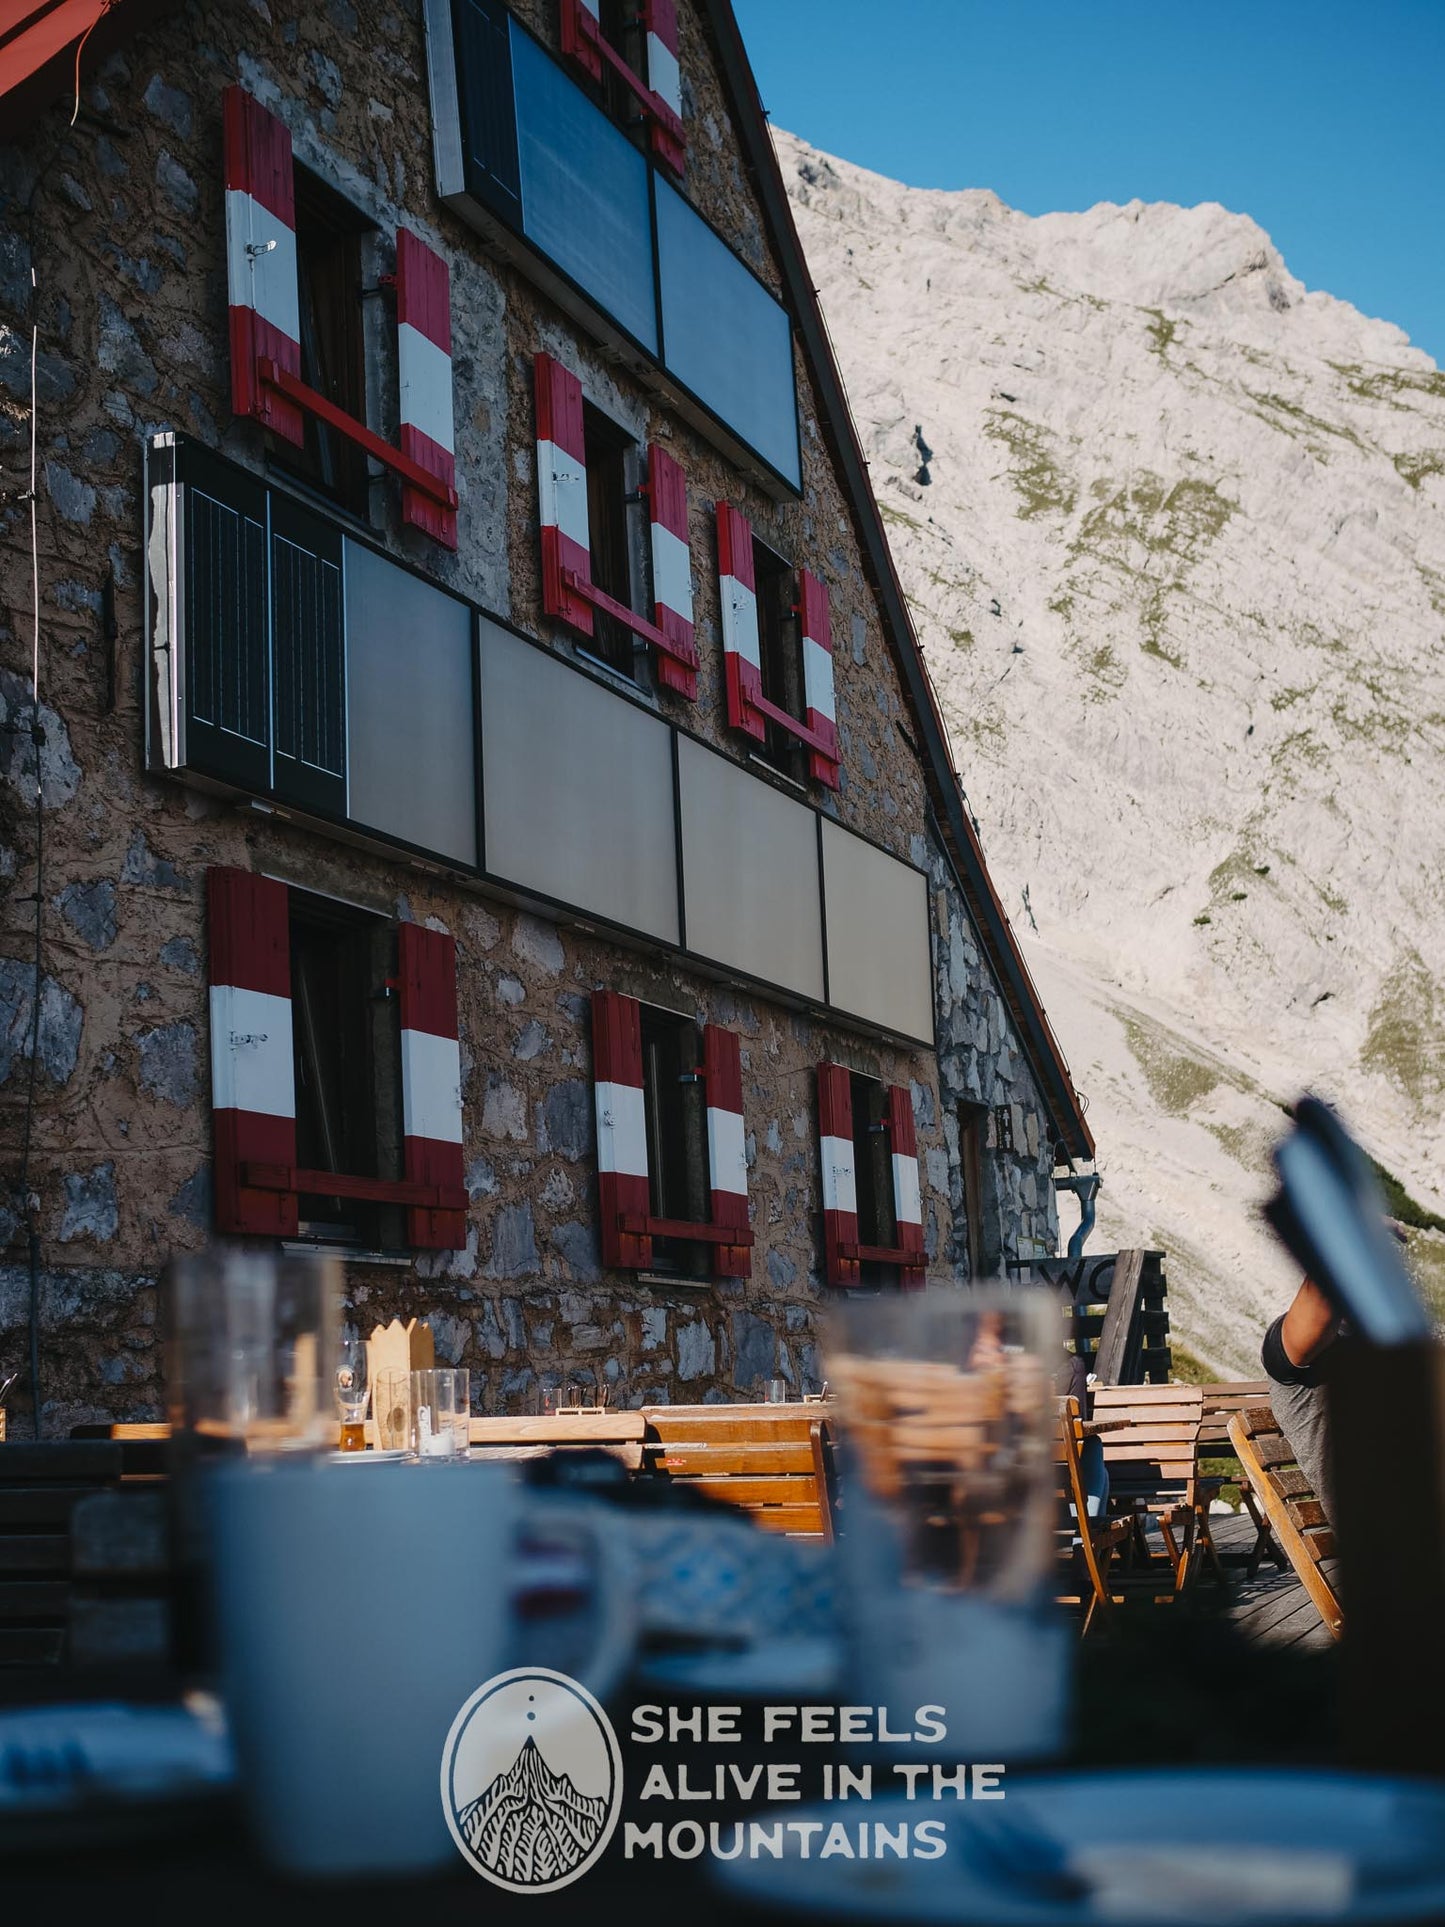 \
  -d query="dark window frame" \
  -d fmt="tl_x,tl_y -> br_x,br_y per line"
639,999 -> 710,1279
270,163 -> 376,518
288,887 -> 405,1250
957,1099 -> 999,1279
752,534 -> 806,783
579,398 -> 641,682
850,1069 -> 899,1287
